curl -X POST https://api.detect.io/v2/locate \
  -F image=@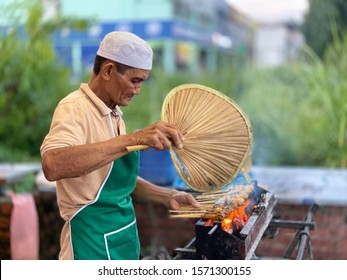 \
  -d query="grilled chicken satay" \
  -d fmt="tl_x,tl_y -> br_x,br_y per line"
201,184 -> 254,221
201,206 -> 234,221
214,185 -> 254,206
